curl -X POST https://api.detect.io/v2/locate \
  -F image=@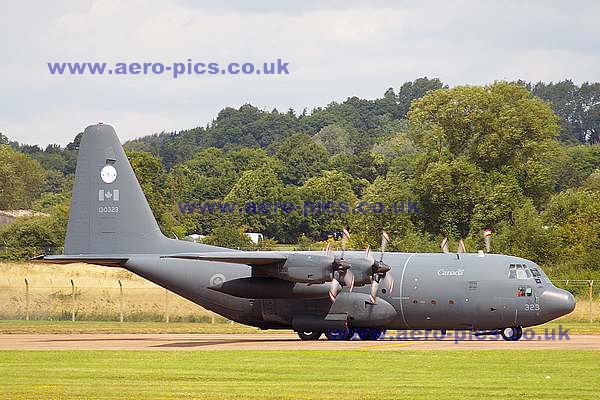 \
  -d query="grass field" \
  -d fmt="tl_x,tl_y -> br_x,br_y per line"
0,350 -> 598,399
